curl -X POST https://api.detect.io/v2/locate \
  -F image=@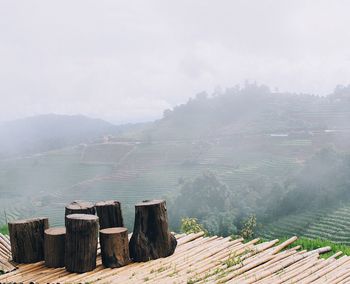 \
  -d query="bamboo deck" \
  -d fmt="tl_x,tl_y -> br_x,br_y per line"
0,233 -> 15,273
1,232 -> 350,283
